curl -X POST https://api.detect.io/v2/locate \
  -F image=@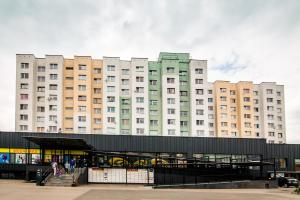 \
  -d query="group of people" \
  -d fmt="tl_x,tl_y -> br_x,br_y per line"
51,158 -> 76,176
